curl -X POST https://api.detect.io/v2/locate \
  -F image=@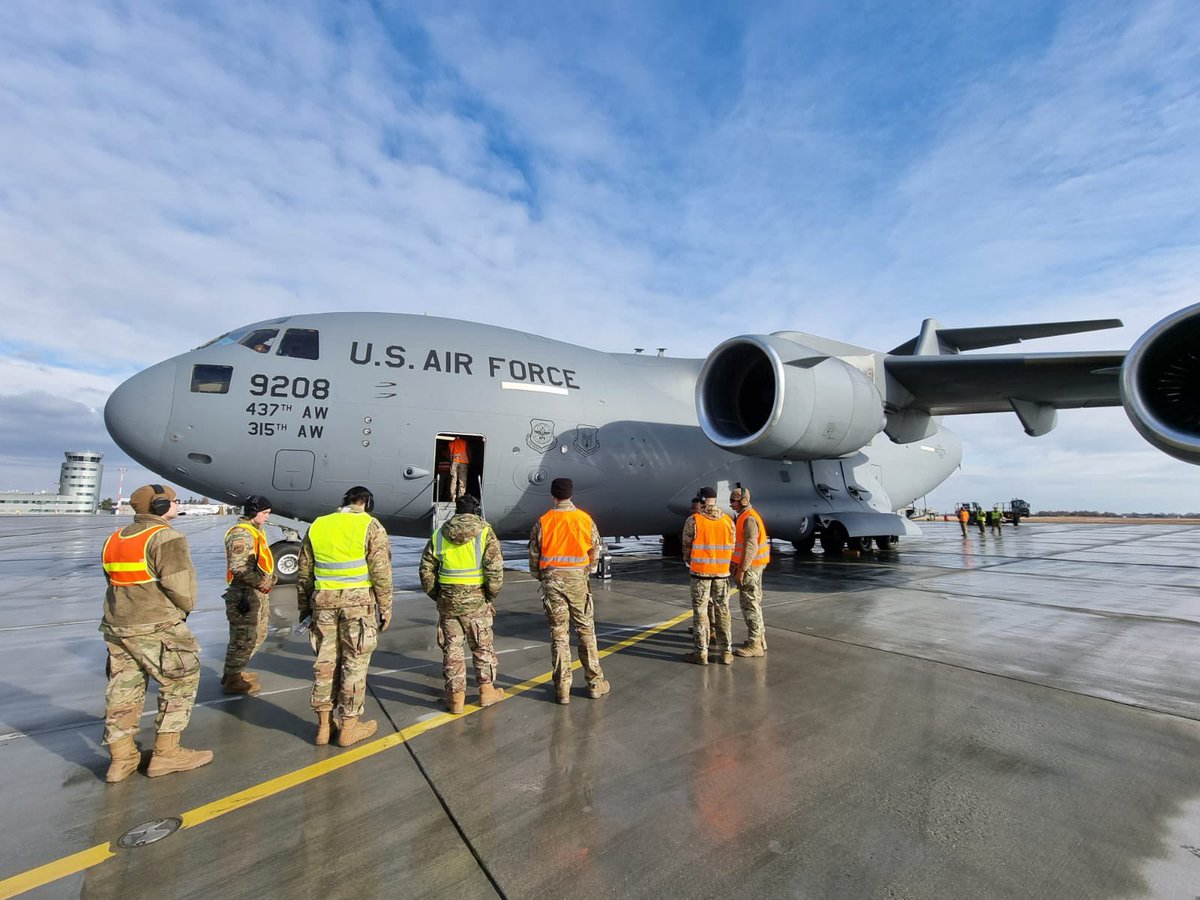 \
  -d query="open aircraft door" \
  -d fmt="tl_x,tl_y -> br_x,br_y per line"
431,433 -> 486,533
